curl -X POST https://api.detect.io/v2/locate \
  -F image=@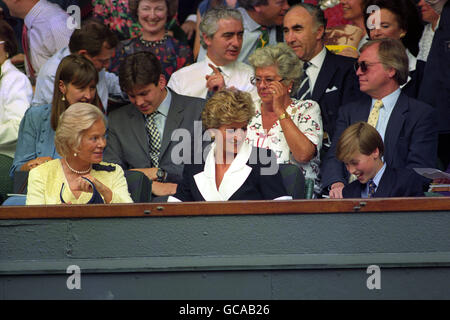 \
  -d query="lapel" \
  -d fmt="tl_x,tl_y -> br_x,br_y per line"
374,167 -> 393,197
351,95 -> 372,122
128,105 -> 150,157
312,50 -> 337,101
383,92 -> 408,163
160,89 -> 184,160
194,142 -> 253,201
